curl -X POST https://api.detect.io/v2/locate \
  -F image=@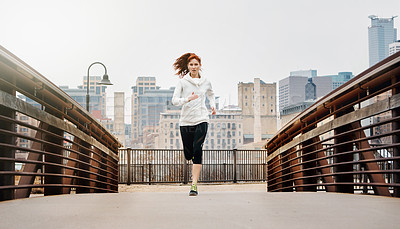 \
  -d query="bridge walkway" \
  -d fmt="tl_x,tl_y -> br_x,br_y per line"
0,184 -> 399,229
